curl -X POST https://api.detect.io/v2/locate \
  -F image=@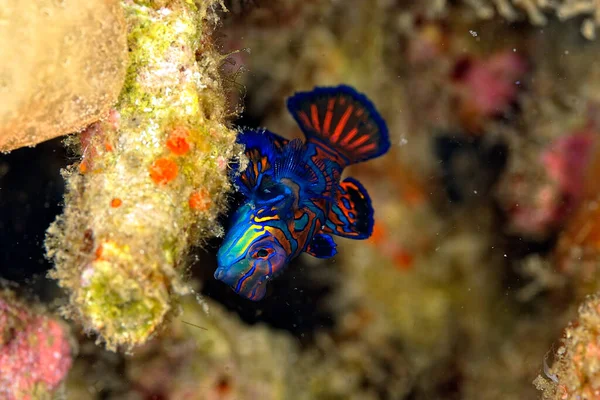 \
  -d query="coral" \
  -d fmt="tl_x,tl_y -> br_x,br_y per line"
554,132 -> 600,298
493,22 -> 600,239
542,130 -> 595,203
2,0 -> 600,398
0,0 -> 128,152
498,126 -> 596,238
451,50 -> 527,133
122,295 -> 297,400
0,288 -> 73,400
291,325 -> 414,400
45,0 -> 241,351
411,0 -> 600,39
124,295 -> 409,400
535,294 -> 600,400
